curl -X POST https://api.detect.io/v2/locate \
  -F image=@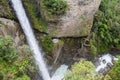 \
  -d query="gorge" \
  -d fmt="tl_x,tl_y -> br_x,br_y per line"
0,0 -> 120,80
